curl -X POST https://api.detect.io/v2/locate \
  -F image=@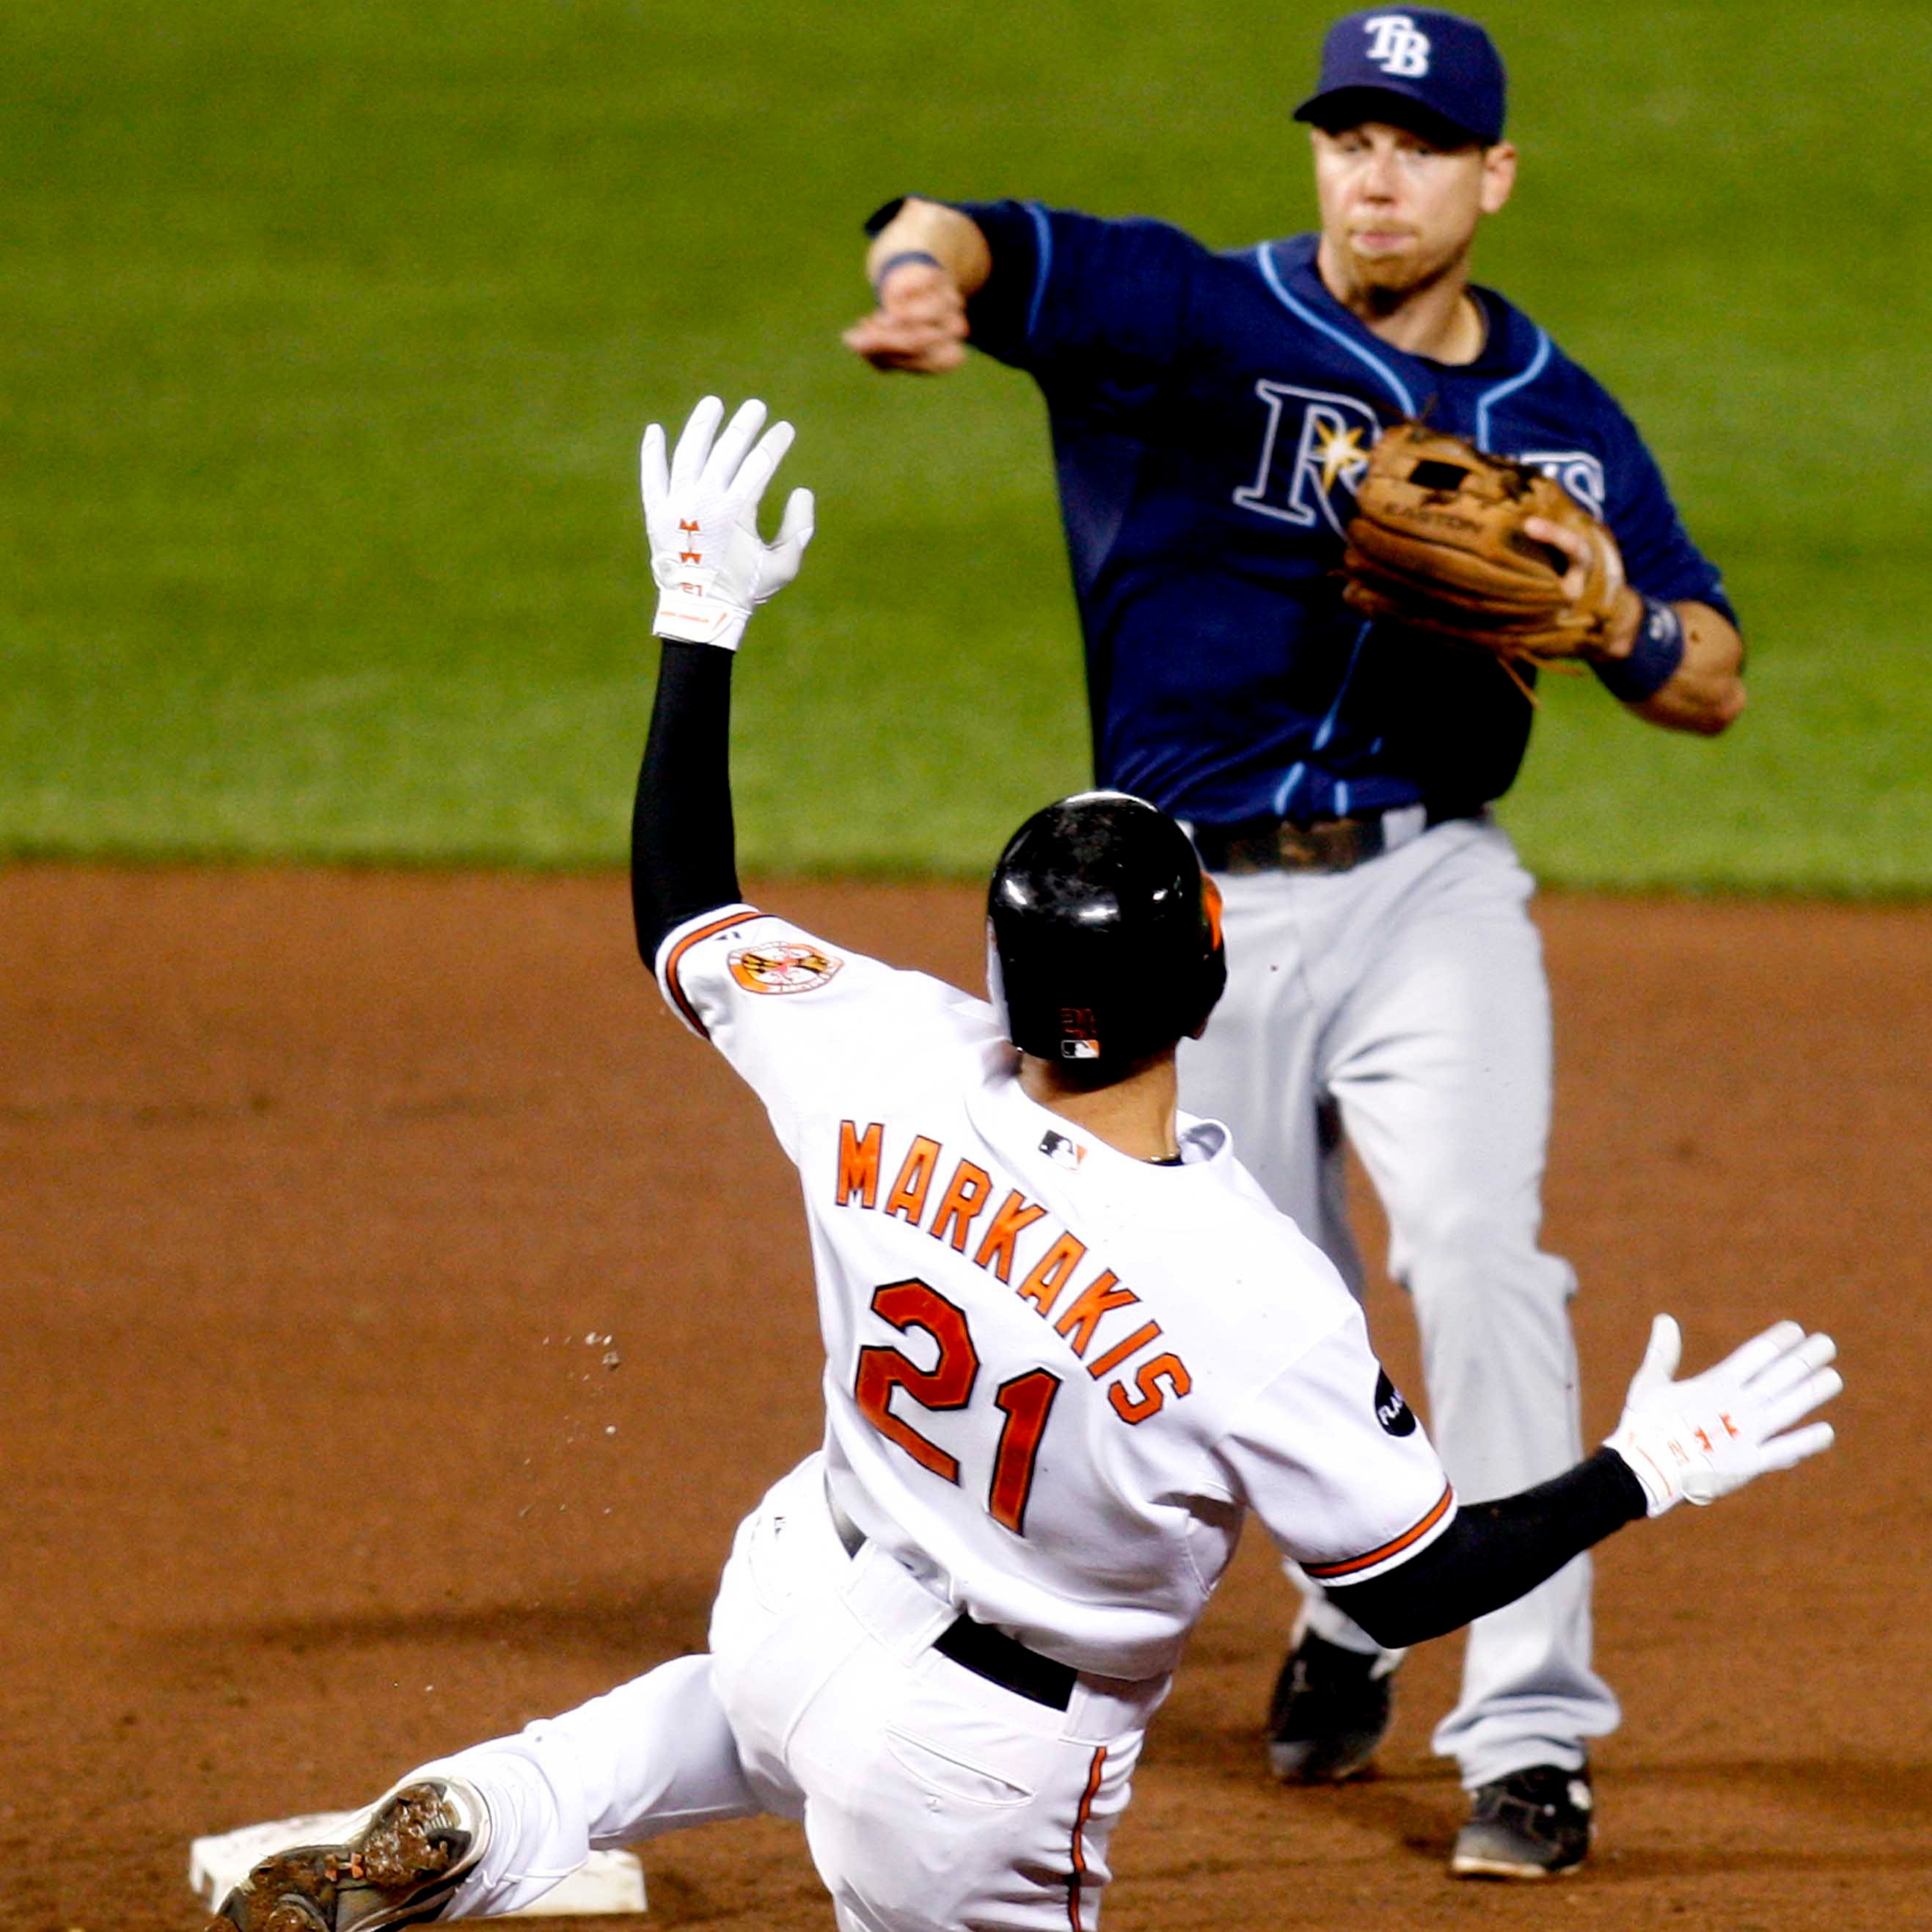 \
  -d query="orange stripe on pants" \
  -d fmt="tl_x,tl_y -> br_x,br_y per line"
1066,1745 -> 1108,1932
